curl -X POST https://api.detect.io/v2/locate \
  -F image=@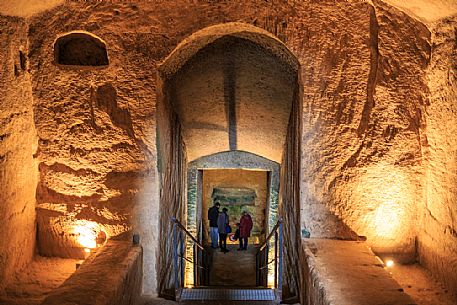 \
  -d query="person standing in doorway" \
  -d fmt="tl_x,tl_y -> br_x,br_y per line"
238,211 -> 253,251
217,207 -> 230,253
208,202 -> 220,249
